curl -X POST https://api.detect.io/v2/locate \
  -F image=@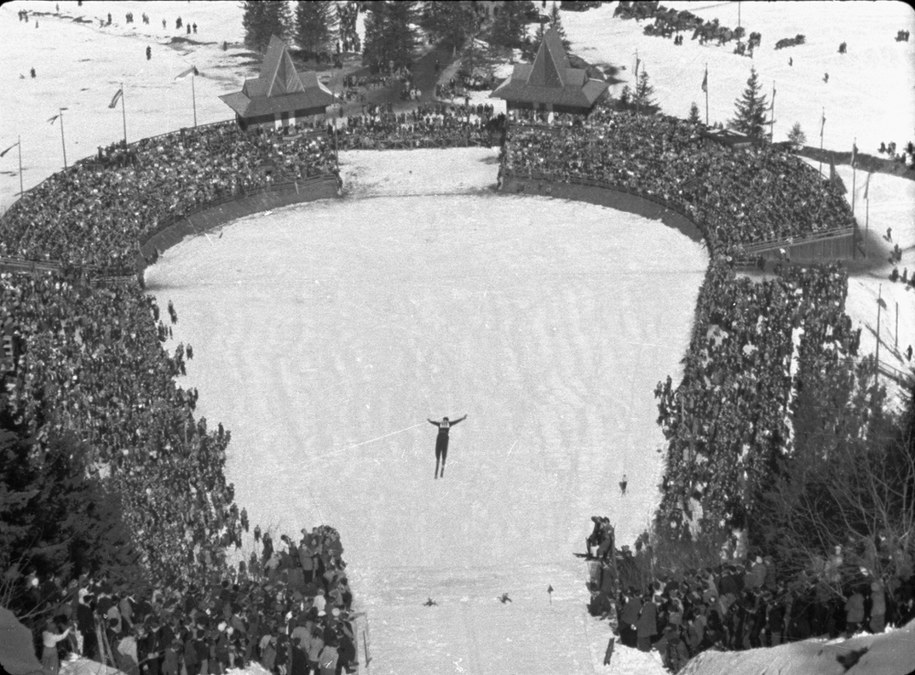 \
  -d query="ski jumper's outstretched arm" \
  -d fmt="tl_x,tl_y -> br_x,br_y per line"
428,418 -> 440,426
449,415 -> 468,426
